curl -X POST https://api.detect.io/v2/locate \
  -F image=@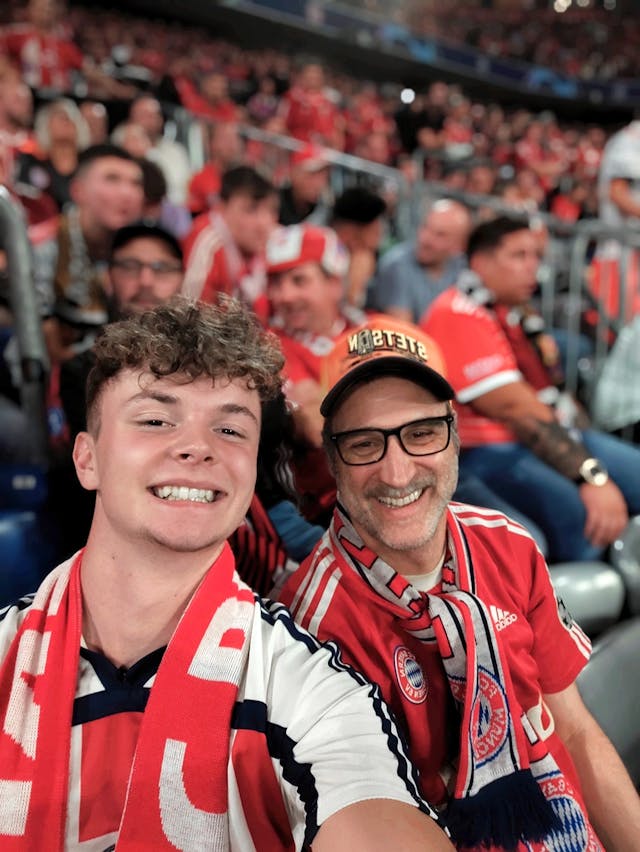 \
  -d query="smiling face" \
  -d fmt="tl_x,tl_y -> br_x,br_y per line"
329,376 -> 458,574
268,261 -> 342,336
73,370 -> 261,560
